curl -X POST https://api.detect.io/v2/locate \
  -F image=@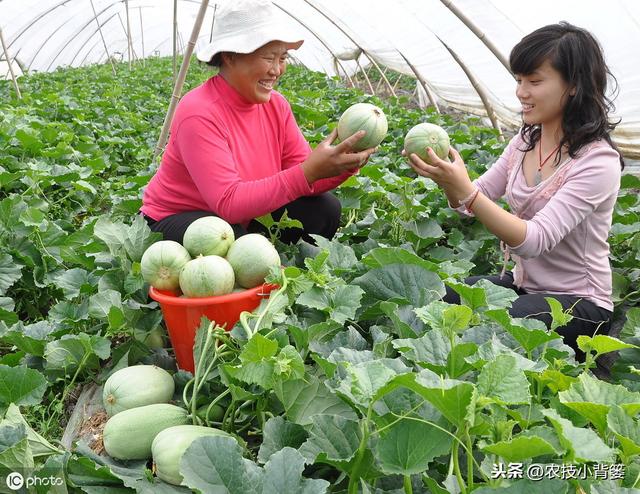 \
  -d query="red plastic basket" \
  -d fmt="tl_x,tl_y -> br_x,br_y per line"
148,284 -> 277,372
